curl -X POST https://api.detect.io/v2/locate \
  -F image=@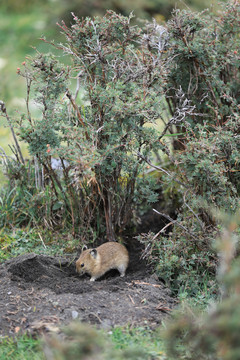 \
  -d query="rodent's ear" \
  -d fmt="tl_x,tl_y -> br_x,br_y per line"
90,249 -> 97,259
82,245 -> 88,251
